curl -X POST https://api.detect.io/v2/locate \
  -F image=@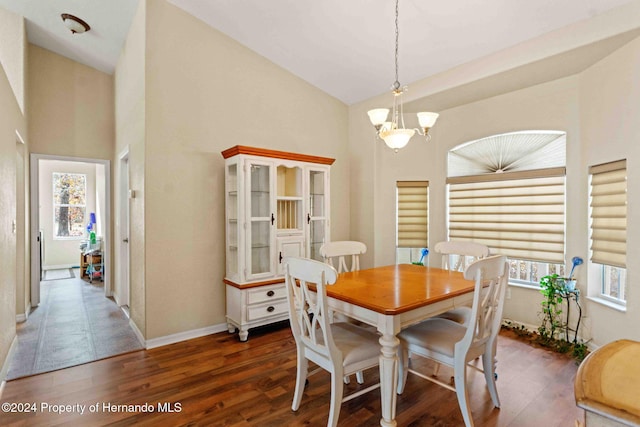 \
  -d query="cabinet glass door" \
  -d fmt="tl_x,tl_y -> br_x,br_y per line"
226,163 -> 239,280
307,168 -> 328,261
248,161 -> 274,278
